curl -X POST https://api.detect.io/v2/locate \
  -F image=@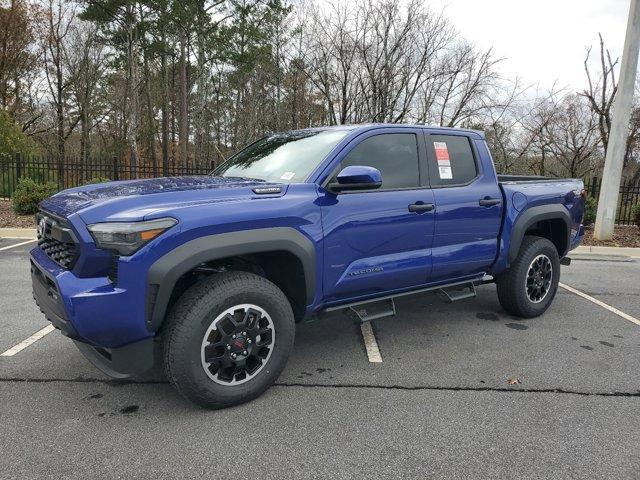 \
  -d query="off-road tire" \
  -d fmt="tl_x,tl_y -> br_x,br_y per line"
496,235 -> 560,318
163,271 -> 295,409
